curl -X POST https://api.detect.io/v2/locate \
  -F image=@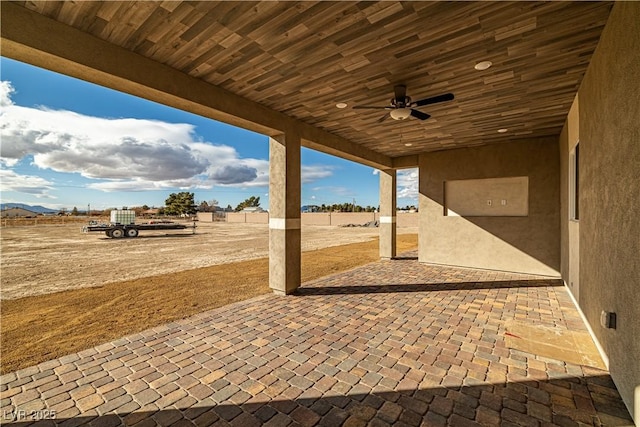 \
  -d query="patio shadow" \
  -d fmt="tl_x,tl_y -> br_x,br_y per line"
295,279 -> 563,296
3,375 -> 632,426
391,256 -> 419,260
